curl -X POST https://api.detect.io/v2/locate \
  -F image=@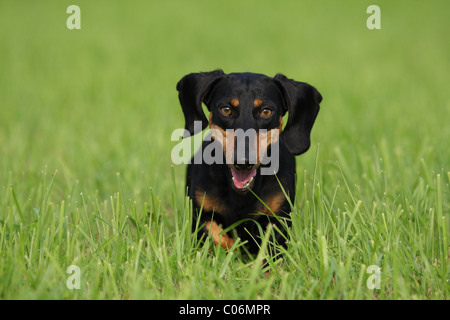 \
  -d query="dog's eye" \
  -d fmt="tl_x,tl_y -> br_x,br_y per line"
260,108 -> 273,118
220,106 -> 232,116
